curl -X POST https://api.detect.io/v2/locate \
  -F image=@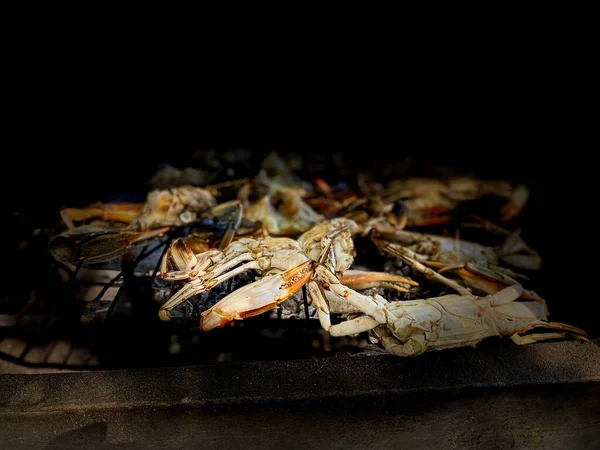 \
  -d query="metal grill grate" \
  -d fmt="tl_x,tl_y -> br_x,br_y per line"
1,221 -> 377,373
